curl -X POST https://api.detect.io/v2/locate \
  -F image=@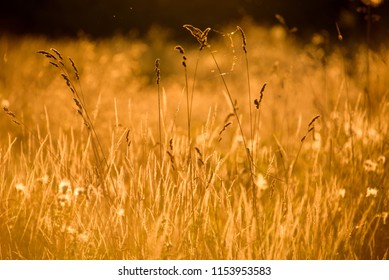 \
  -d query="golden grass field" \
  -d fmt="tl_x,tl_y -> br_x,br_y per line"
0,22 -> 388,259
